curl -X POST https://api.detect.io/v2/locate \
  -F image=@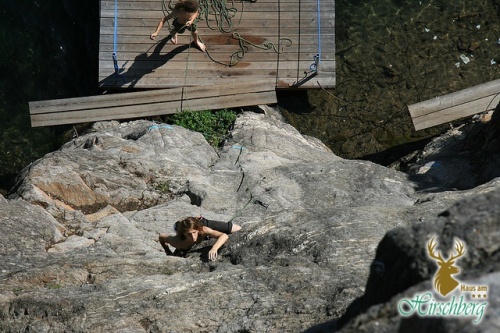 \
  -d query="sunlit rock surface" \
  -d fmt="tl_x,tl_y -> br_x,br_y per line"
1,112 -> 498,332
